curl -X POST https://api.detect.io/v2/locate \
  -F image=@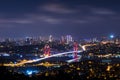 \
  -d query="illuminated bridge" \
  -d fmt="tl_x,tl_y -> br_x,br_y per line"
27,50 -> 83,63
16,44 -> 88,65
3,50 -> 83,67
4,44 -> 91,67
